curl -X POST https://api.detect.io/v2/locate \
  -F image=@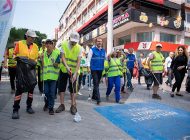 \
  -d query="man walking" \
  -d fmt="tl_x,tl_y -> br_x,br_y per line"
12,30 -> 38,119
149,43 -> 165,99
126,48 -> 137,91
4,42 -> 17,93
56,32 -> 82,115
165,52 -> 174,87
137,52 -> 144,85
41,39 -> 60,115
87,38 -> 106,105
